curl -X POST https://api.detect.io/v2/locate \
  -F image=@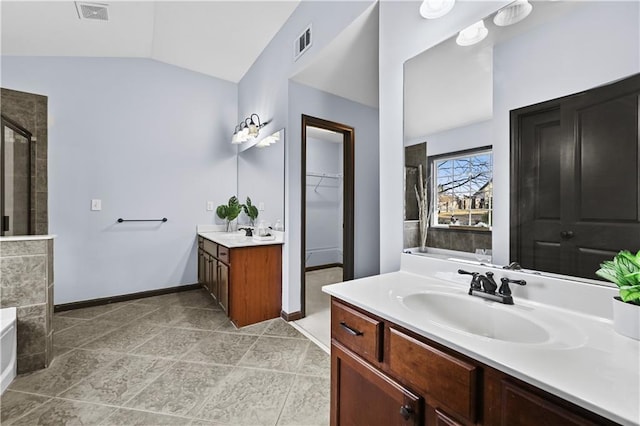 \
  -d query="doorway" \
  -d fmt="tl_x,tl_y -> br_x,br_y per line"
297,114 -> 354,347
